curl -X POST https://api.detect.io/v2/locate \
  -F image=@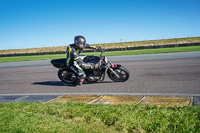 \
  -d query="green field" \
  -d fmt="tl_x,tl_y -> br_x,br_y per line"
0,46 -> 200,63
0,37 -> 200,56
0,102 -> 200,133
